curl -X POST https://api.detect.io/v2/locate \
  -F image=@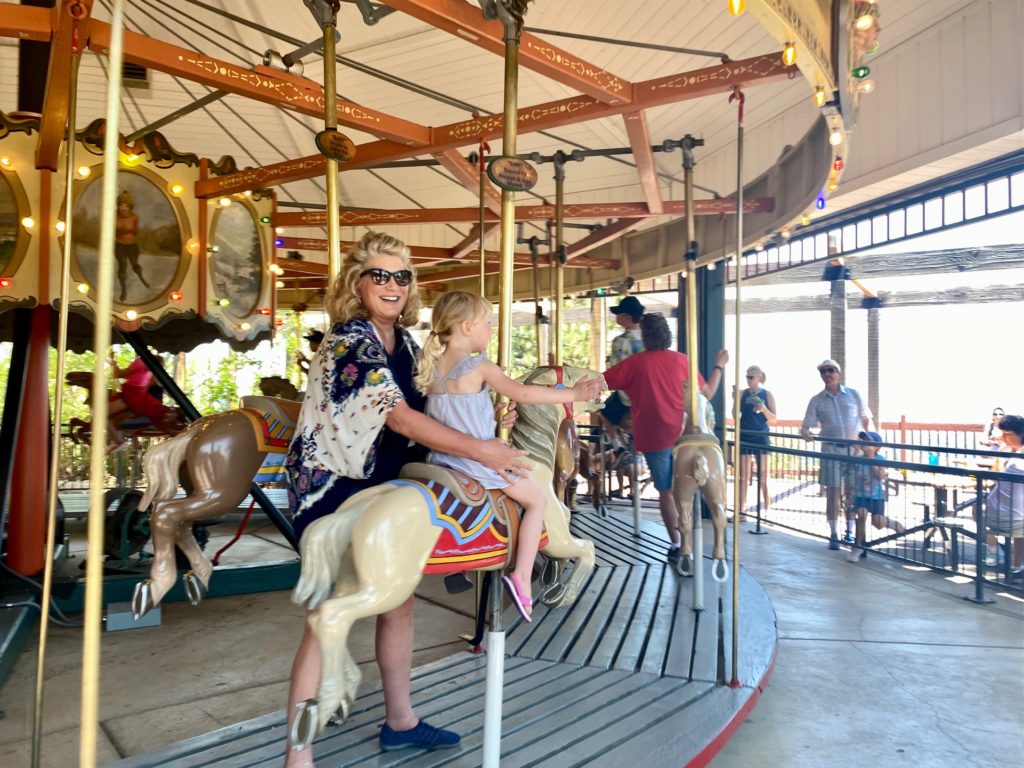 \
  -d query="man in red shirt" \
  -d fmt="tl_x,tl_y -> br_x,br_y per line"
602,313 -> 728,562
